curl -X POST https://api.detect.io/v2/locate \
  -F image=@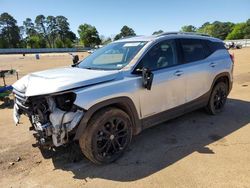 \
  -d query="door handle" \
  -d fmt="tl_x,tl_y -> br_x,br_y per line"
174,70 -> 183,76
209,62 -> 217,67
